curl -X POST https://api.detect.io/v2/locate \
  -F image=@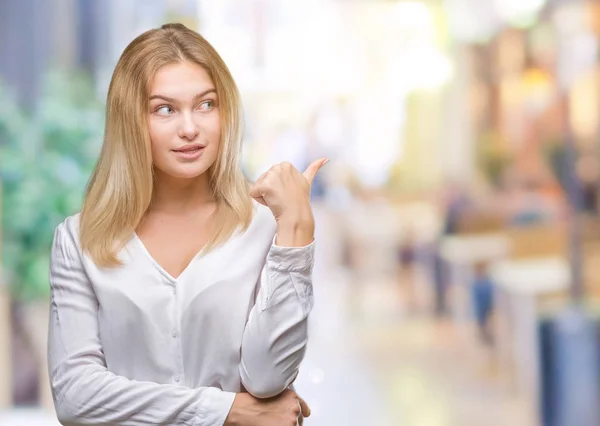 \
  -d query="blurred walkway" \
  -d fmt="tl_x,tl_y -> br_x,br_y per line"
293,266 -> 397,426
295,268 -> 531,426
0,408 -> 59,426
351,275 -> 532,426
